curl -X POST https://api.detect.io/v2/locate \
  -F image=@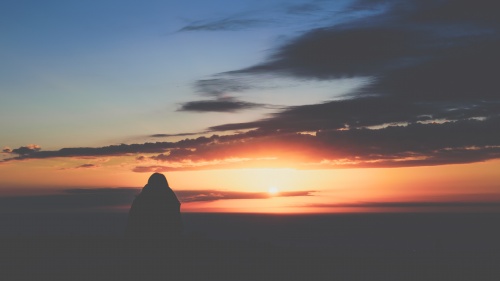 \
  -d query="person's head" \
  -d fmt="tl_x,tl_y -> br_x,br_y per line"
147,173 -> 169,188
